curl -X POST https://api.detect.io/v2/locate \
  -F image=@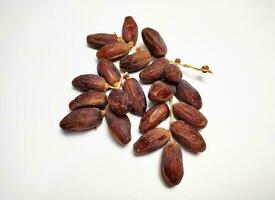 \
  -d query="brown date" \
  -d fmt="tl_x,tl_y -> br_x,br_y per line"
164,64 -> 182,83
142,27 -> 167,58
122,16 -> 138,45
139,58 -> 168,84
59,107 -> 103,131
105,108 -> 131,144
133,128 -> 170,155
87,33 -> 117,50
96,41 -> 131,61
170,120 -> 206,153
120,50 -> 151,73
161,142 -> 183,186
108,89 -> 132,116
97,58 -> 121,86
148,81 -> 174,103
122,78 -> 147,116
139,103 -> 169,133
175,79 -> 202,110
69,91 -> 107,110
173,102 -> 207,129
72,74 -> 108,92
